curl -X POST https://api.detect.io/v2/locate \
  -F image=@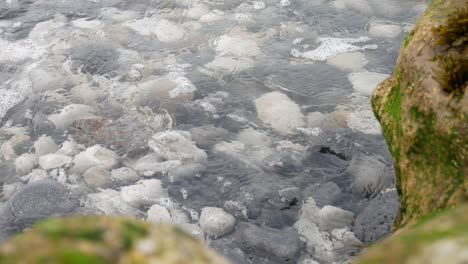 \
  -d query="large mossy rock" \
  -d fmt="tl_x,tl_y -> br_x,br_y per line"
354,205 -> 468,263
372,0 -> 468,229
0,216 -> 229,264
